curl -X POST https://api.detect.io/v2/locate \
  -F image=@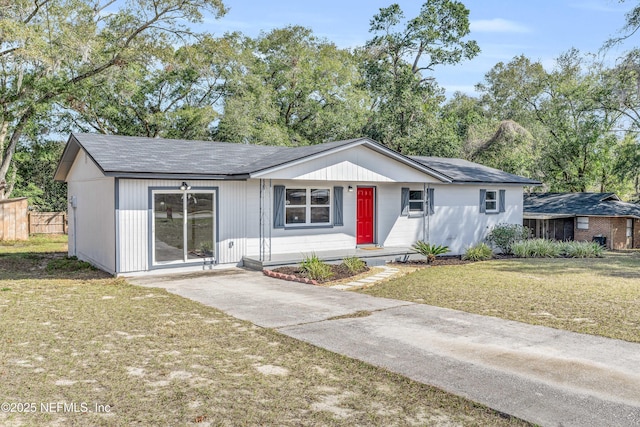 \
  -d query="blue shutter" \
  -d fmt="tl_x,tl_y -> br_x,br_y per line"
333,186 -> 343,226
499,189 -> 506,213
274,185 -> 285,228
428,188 -> 435,215
401,187 -> 409,216
479,189 -> 486,213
